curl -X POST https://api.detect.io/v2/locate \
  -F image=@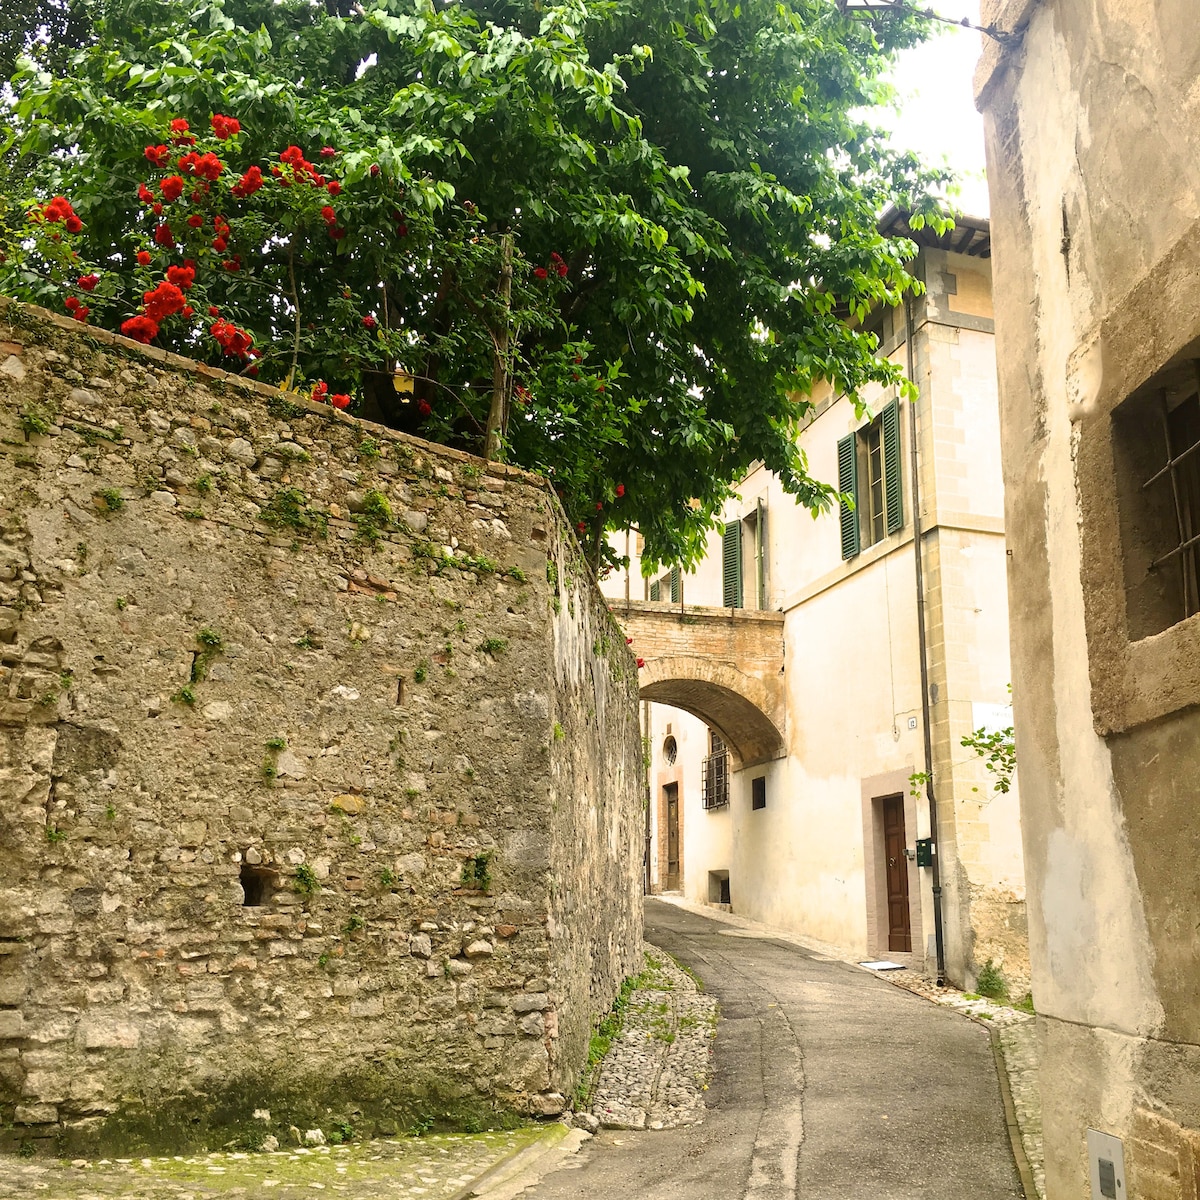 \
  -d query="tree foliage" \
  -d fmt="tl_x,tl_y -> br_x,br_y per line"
1,0 -> 951,569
